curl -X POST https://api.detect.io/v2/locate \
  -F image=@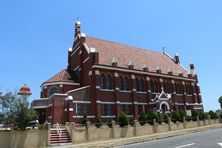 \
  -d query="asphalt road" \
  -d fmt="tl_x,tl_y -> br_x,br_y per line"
120,128 -> 222,148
